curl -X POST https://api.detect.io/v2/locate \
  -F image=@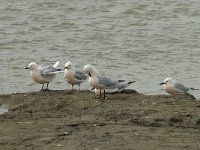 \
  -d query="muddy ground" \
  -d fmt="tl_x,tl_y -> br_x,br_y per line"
0,90 -> 200,150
